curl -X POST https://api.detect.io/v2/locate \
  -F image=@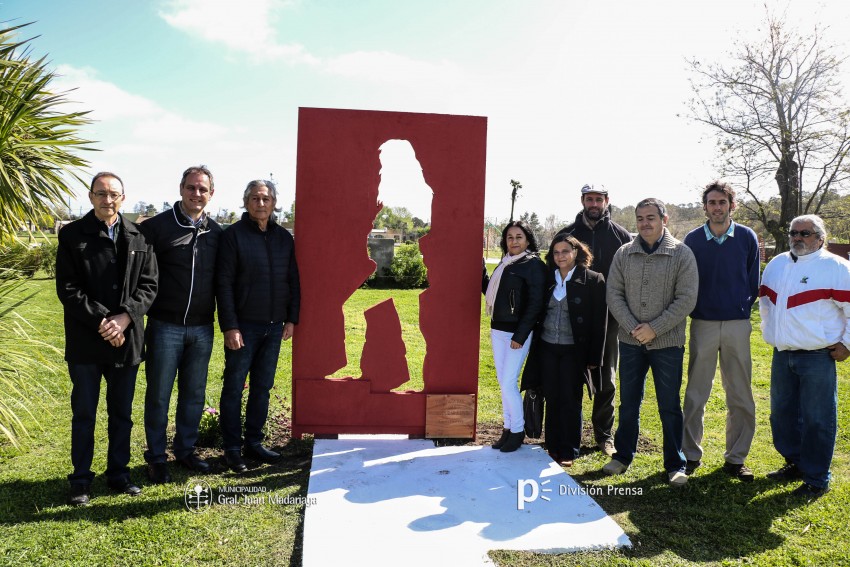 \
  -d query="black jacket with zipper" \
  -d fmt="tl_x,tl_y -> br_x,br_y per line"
482,254 -> 547,346
216,213 -> 300,331
56,211 -> 158,366
139,203 -> 222,326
